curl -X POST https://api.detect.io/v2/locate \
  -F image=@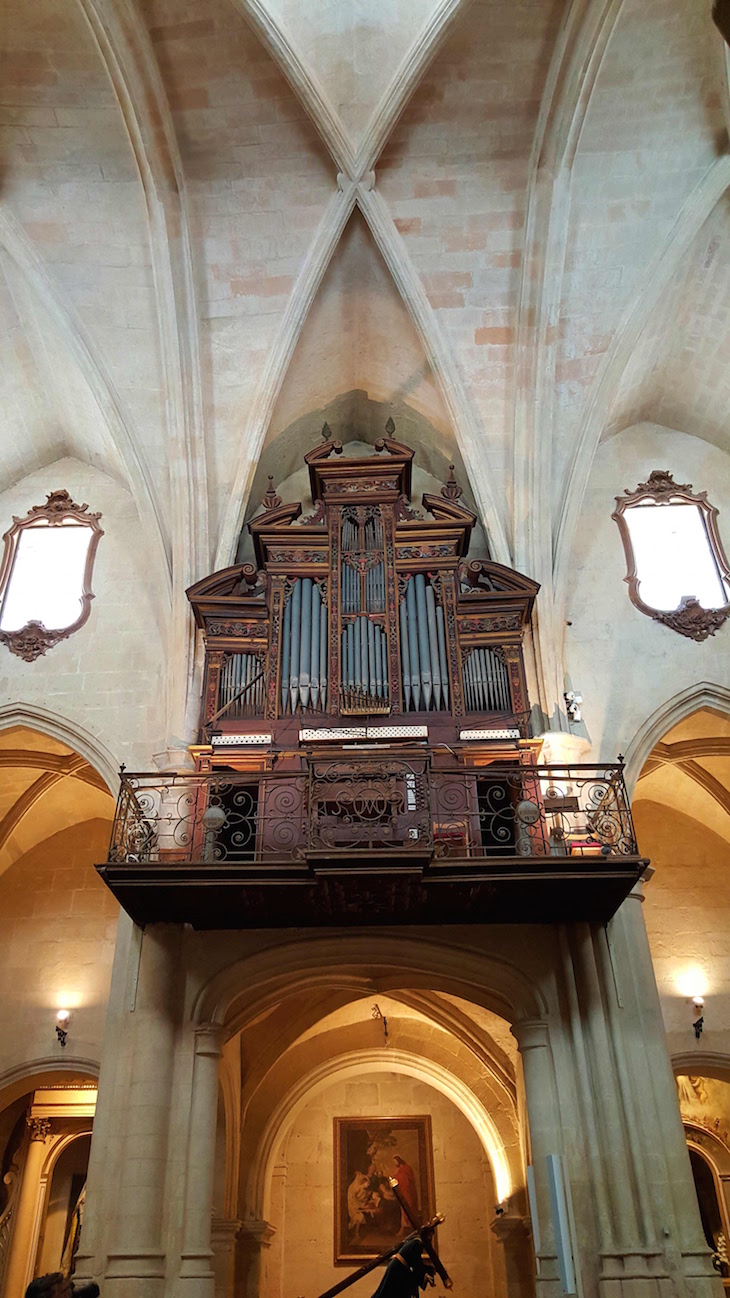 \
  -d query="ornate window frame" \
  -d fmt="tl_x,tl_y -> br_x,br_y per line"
612,470 -> 730,642
0,490 -> 104,662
